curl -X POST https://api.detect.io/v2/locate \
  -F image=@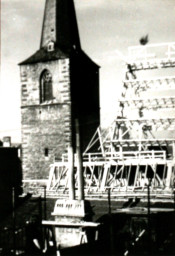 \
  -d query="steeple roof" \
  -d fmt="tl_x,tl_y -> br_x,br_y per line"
20,0 -> 81,65
40,0 -> 81,51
